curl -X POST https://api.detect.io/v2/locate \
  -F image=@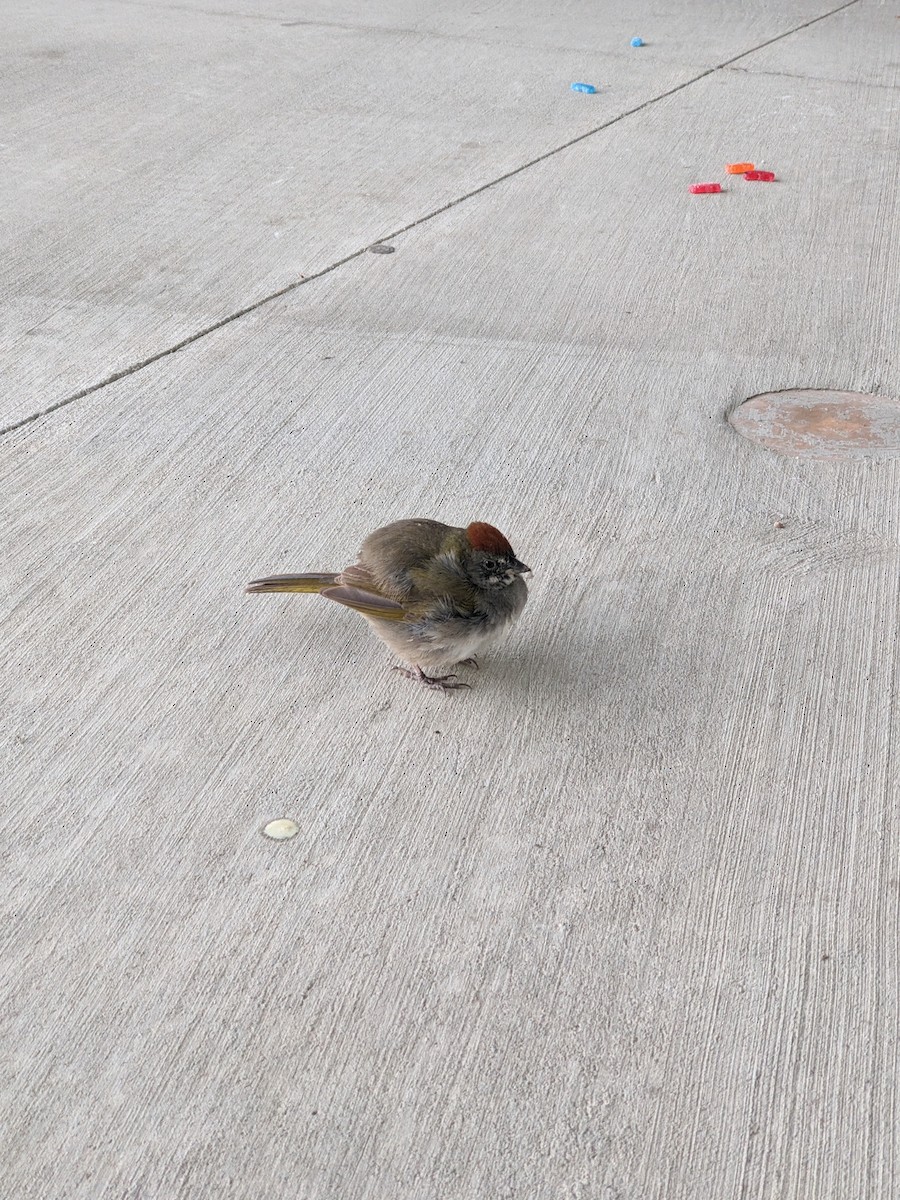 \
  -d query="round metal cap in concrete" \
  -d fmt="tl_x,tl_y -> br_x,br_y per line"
730,390 -> 900,460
